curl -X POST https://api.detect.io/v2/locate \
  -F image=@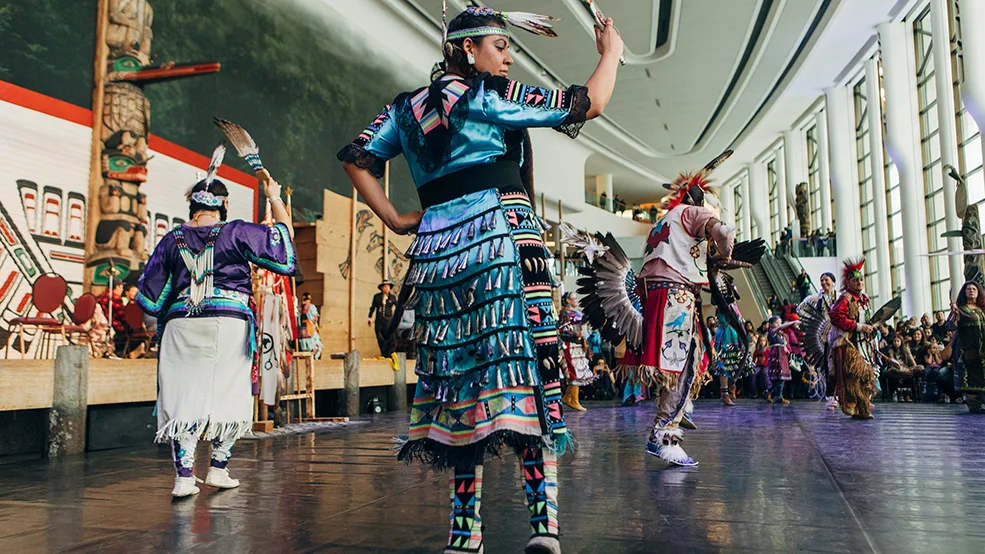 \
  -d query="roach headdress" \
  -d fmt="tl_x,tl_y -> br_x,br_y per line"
841,258 -> 866,290
660,150 -> 732,211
